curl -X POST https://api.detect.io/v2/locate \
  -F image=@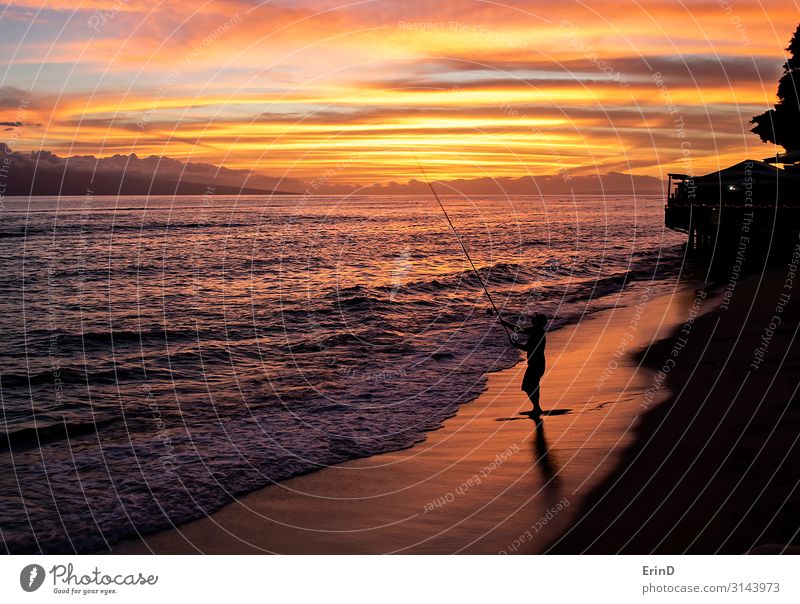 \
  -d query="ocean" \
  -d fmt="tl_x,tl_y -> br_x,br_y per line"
0,193 -> 684,553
